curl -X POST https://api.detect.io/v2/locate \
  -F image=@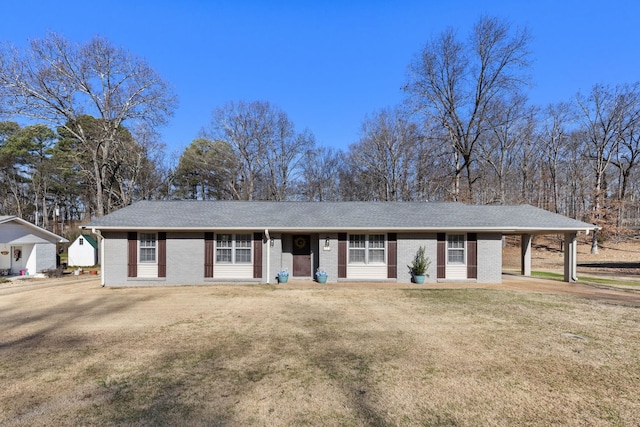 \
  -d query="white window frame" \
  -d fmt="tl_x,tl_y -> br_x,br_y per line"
216,233 -> 252,264
348,234 -> 386,265
447,234 -> 465,265
139,233 -> 157,264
